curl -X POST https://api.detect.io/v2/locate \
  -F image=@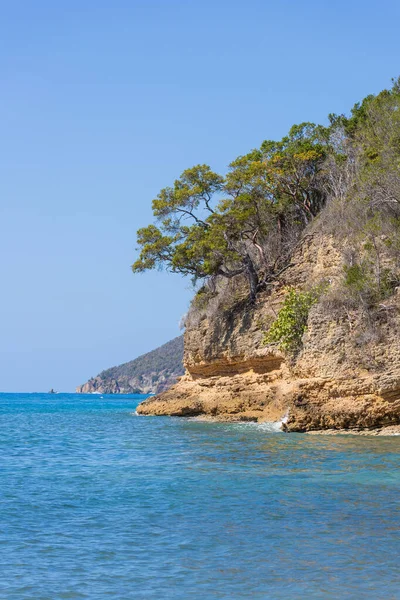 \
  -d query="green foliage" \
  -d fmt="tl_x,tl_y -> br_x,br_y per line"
133,123 -> 329,299
133,76 -> 400,307
263,288 -> 319,353
260,122 -> 329,222
379,268 -> 398,300
342,261 -> 376,308
343,261 -> 397,307
132,164 -> 245,285
343,263 -> 369,291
